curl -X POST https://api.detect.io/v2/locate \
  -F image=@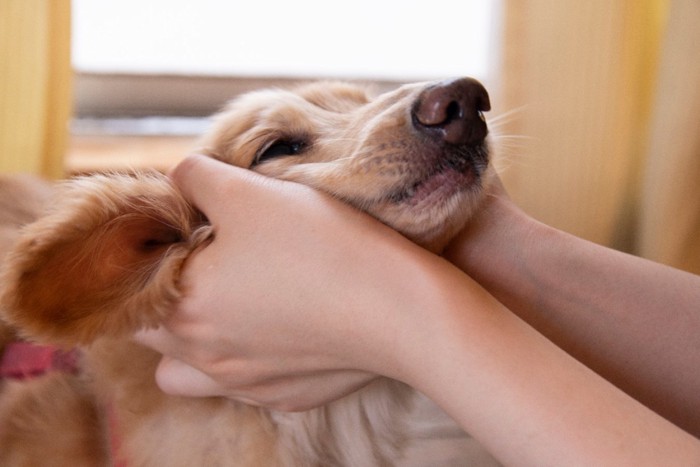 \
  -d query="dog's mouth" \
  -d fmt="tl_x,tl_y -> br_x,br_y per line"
387,143 -> 488,205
